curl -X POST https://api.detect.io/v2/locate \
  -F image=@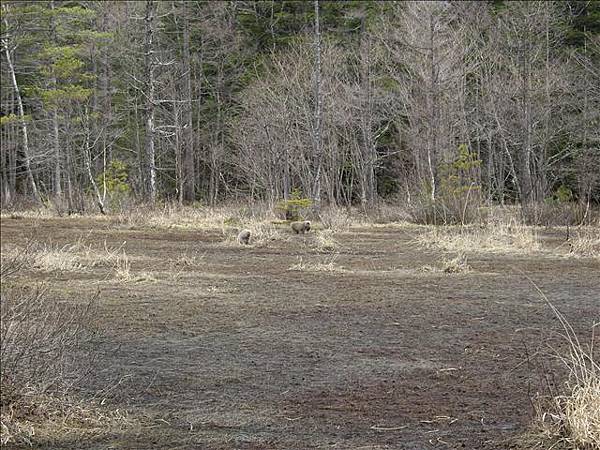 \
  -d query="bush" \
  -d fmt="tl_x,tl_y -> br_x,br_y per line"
274,188 -> 312,221
405,146 -> 483,225
521,202 -> 598,226
0,251 -> 106,446
96,160 -> 131,211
